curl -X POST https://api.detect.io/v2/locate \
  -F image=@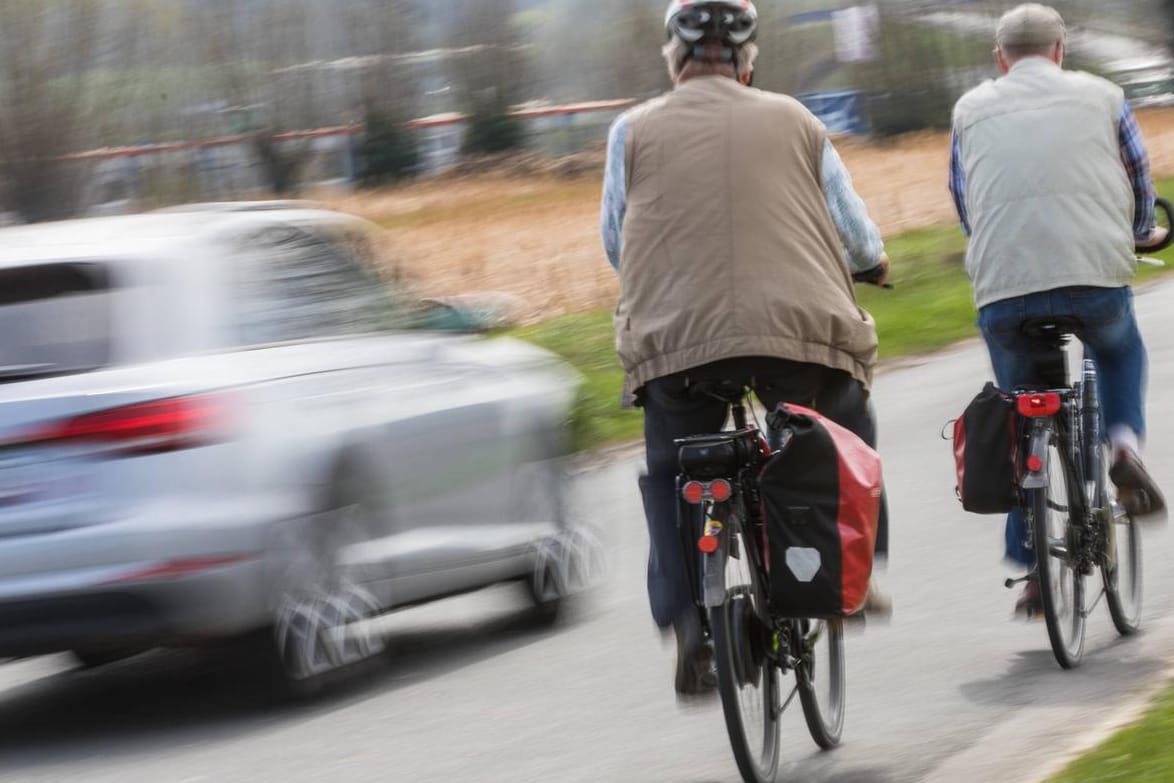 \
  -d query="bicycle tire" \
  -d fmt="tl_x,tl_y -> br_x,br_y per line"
1031,435 -> 1086,669
1100,447 -> 1144,635
711,523 -> 781,783
796,617 -> 846,750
